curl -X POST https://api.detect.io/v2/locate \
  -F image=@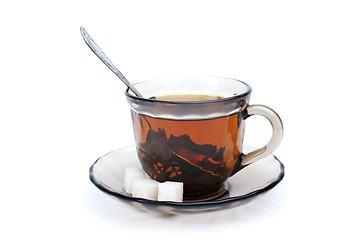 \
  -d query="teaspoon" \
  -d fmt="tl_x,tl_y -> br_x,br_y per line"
80,27 -> 143,98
